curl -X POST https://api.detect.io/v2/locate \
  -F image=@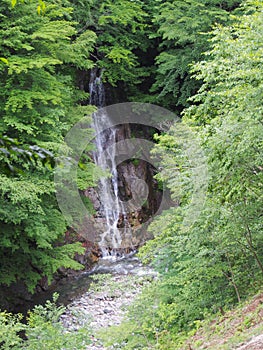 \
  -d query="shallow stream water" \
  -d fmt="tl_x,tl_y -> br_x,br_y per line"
18,253 -> 156,314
